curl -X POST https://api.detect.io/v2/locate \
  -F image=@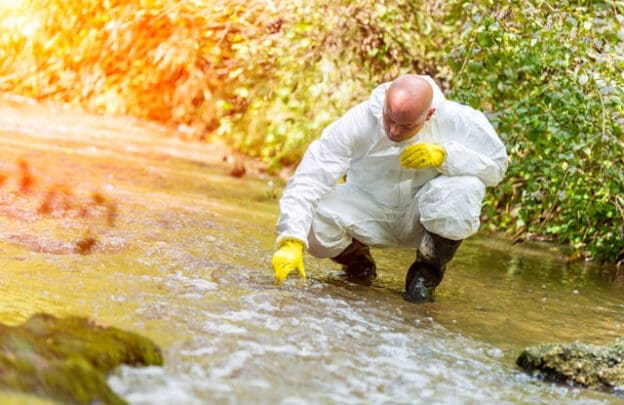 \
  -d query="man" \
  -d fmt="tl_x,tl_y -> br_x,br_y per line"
271,74 -> 508,302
